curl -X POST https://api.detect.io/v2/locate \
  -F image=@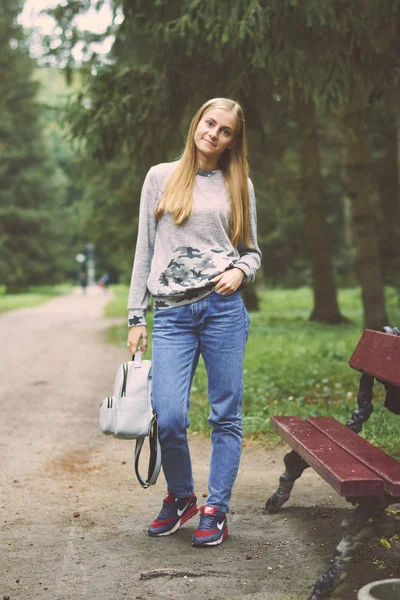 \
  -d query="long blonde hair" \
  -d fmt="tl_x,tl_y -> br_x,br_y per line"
155,98 -> 251,247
